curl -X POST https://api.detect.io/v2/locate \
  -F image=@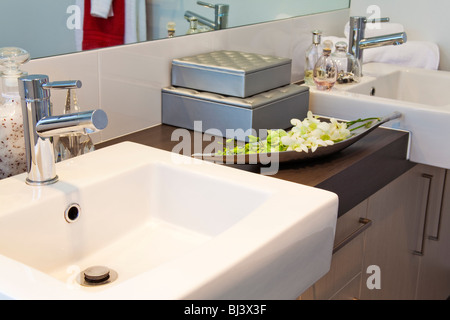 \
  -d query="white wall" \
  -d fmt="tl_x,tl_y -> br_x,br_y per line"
24,9 -> 349,144
350,0 -> 450,71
